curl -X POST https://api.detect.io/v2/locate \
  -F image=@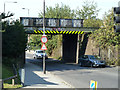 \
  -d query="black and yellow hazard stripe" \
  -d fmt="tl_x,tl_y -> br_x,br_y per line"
34,30 -> 84,34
